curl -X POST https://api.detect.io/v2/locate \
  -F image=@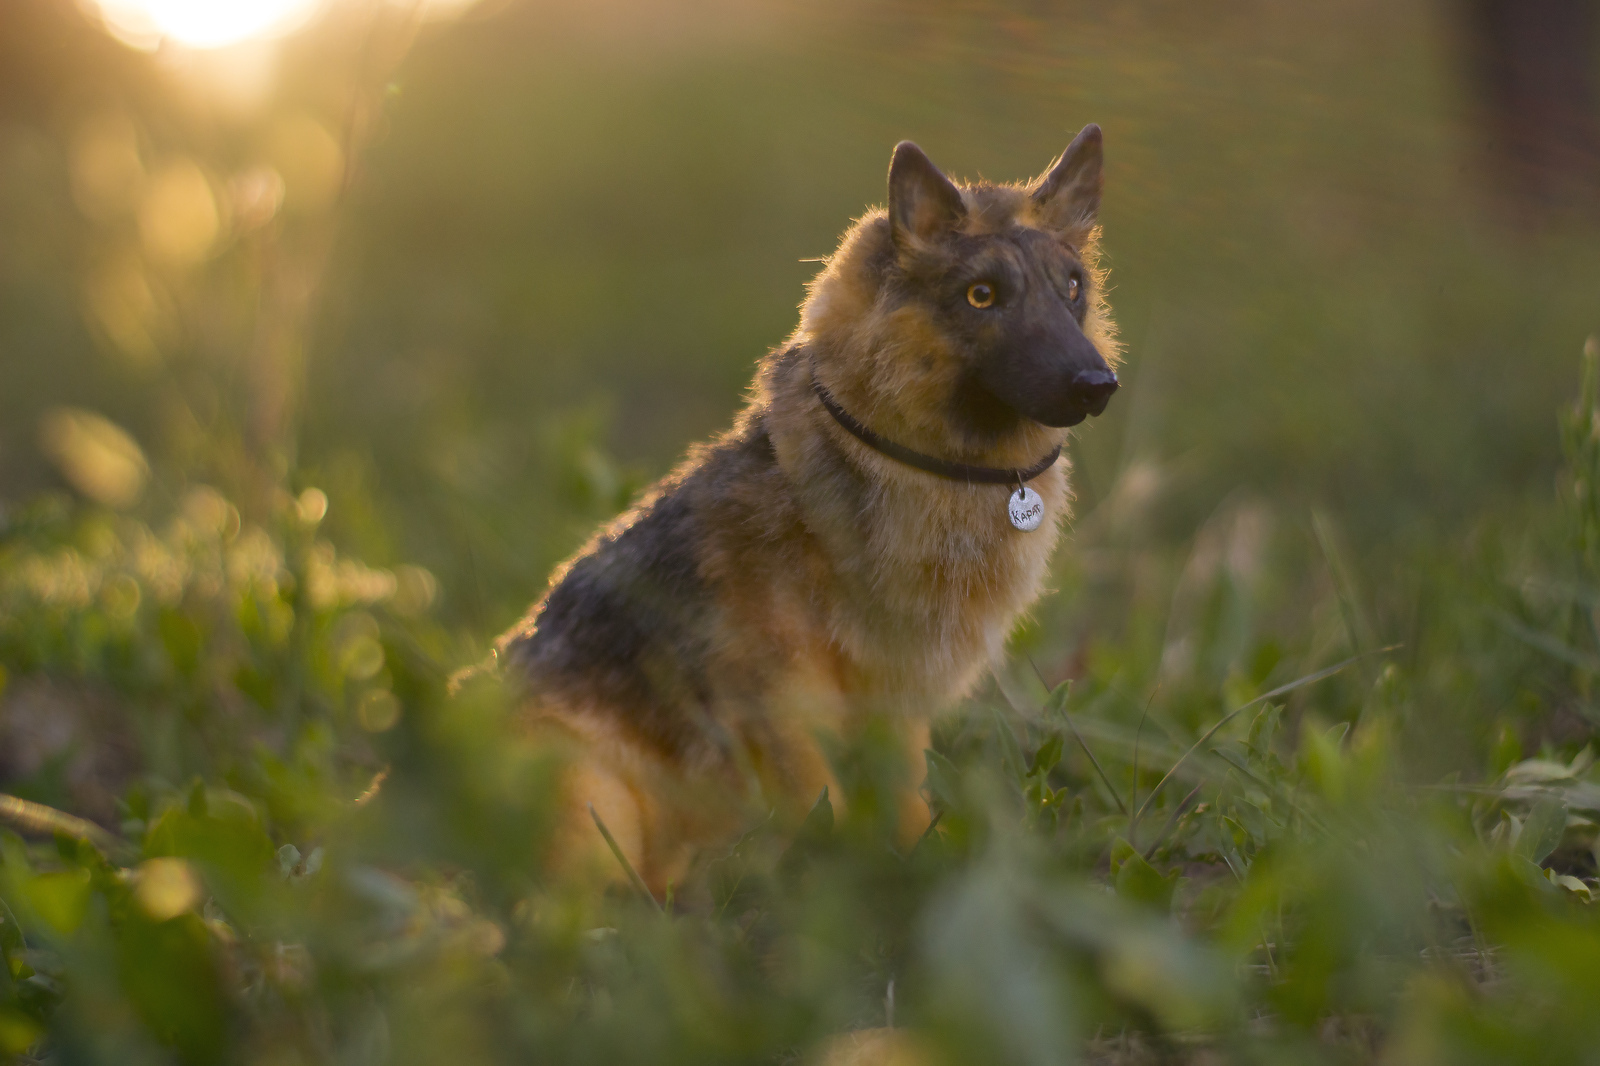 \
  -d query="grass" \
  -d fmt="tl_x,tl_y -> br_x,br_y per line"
3,344 -> 1600,1063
